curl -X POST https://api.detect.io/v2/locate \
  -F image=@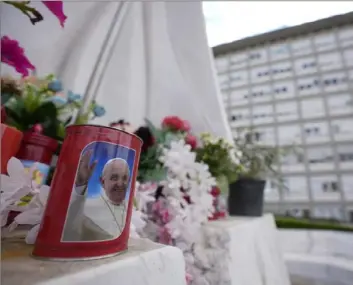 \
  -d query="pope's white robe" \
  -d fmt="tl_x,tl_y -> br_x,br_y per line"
62,185 -> 127,241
